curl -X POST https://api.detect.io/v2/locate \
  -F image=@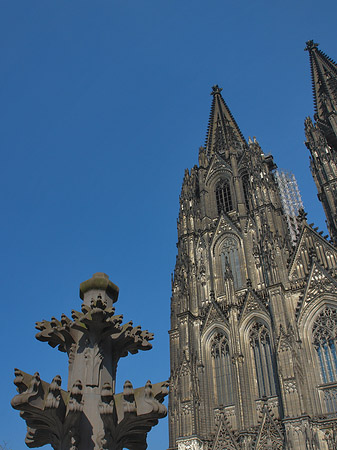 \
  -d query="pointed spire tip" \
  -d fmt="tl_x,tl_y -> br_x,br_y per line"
211,85 -> 223,96
305,40 -> 319,51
